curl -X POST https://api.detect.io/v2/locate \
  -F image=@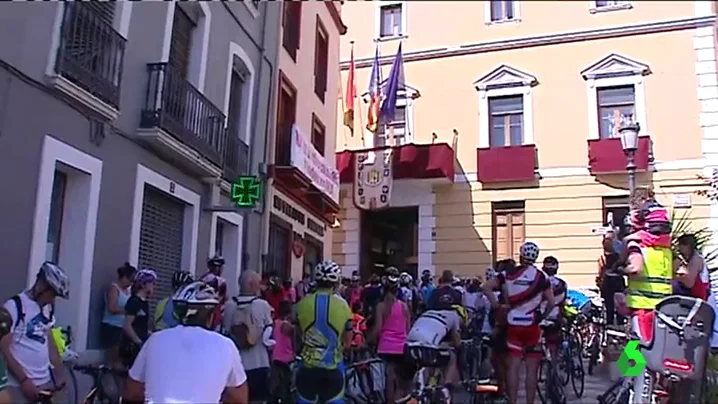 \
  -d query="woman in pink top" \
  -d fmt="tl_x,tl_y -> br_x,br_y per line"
370,267 -> 411,403
271,301 -> 295,403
